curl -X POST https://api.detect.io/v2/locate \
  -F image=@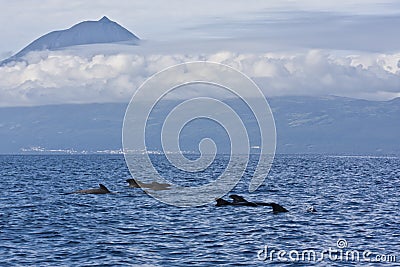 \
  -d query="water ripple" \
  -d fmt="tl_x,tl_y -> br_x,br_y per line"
0,154 -> 398,266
